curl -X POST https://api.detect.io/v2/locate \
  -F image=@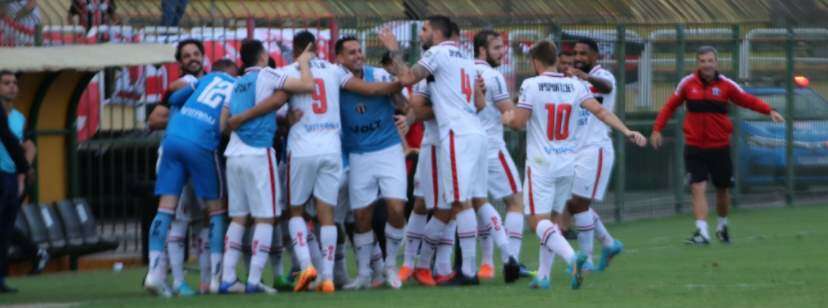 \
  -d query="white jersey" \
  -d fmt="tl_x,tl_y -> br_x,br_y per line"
225,66 -> 288,157
417,41 -> 484,139
474,60 -> 511,146
412,79 -> 440,146
285,58 -> 353,158
576,65 -> 616,147
180,74 -> 199,85
517,72 -> 593,176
